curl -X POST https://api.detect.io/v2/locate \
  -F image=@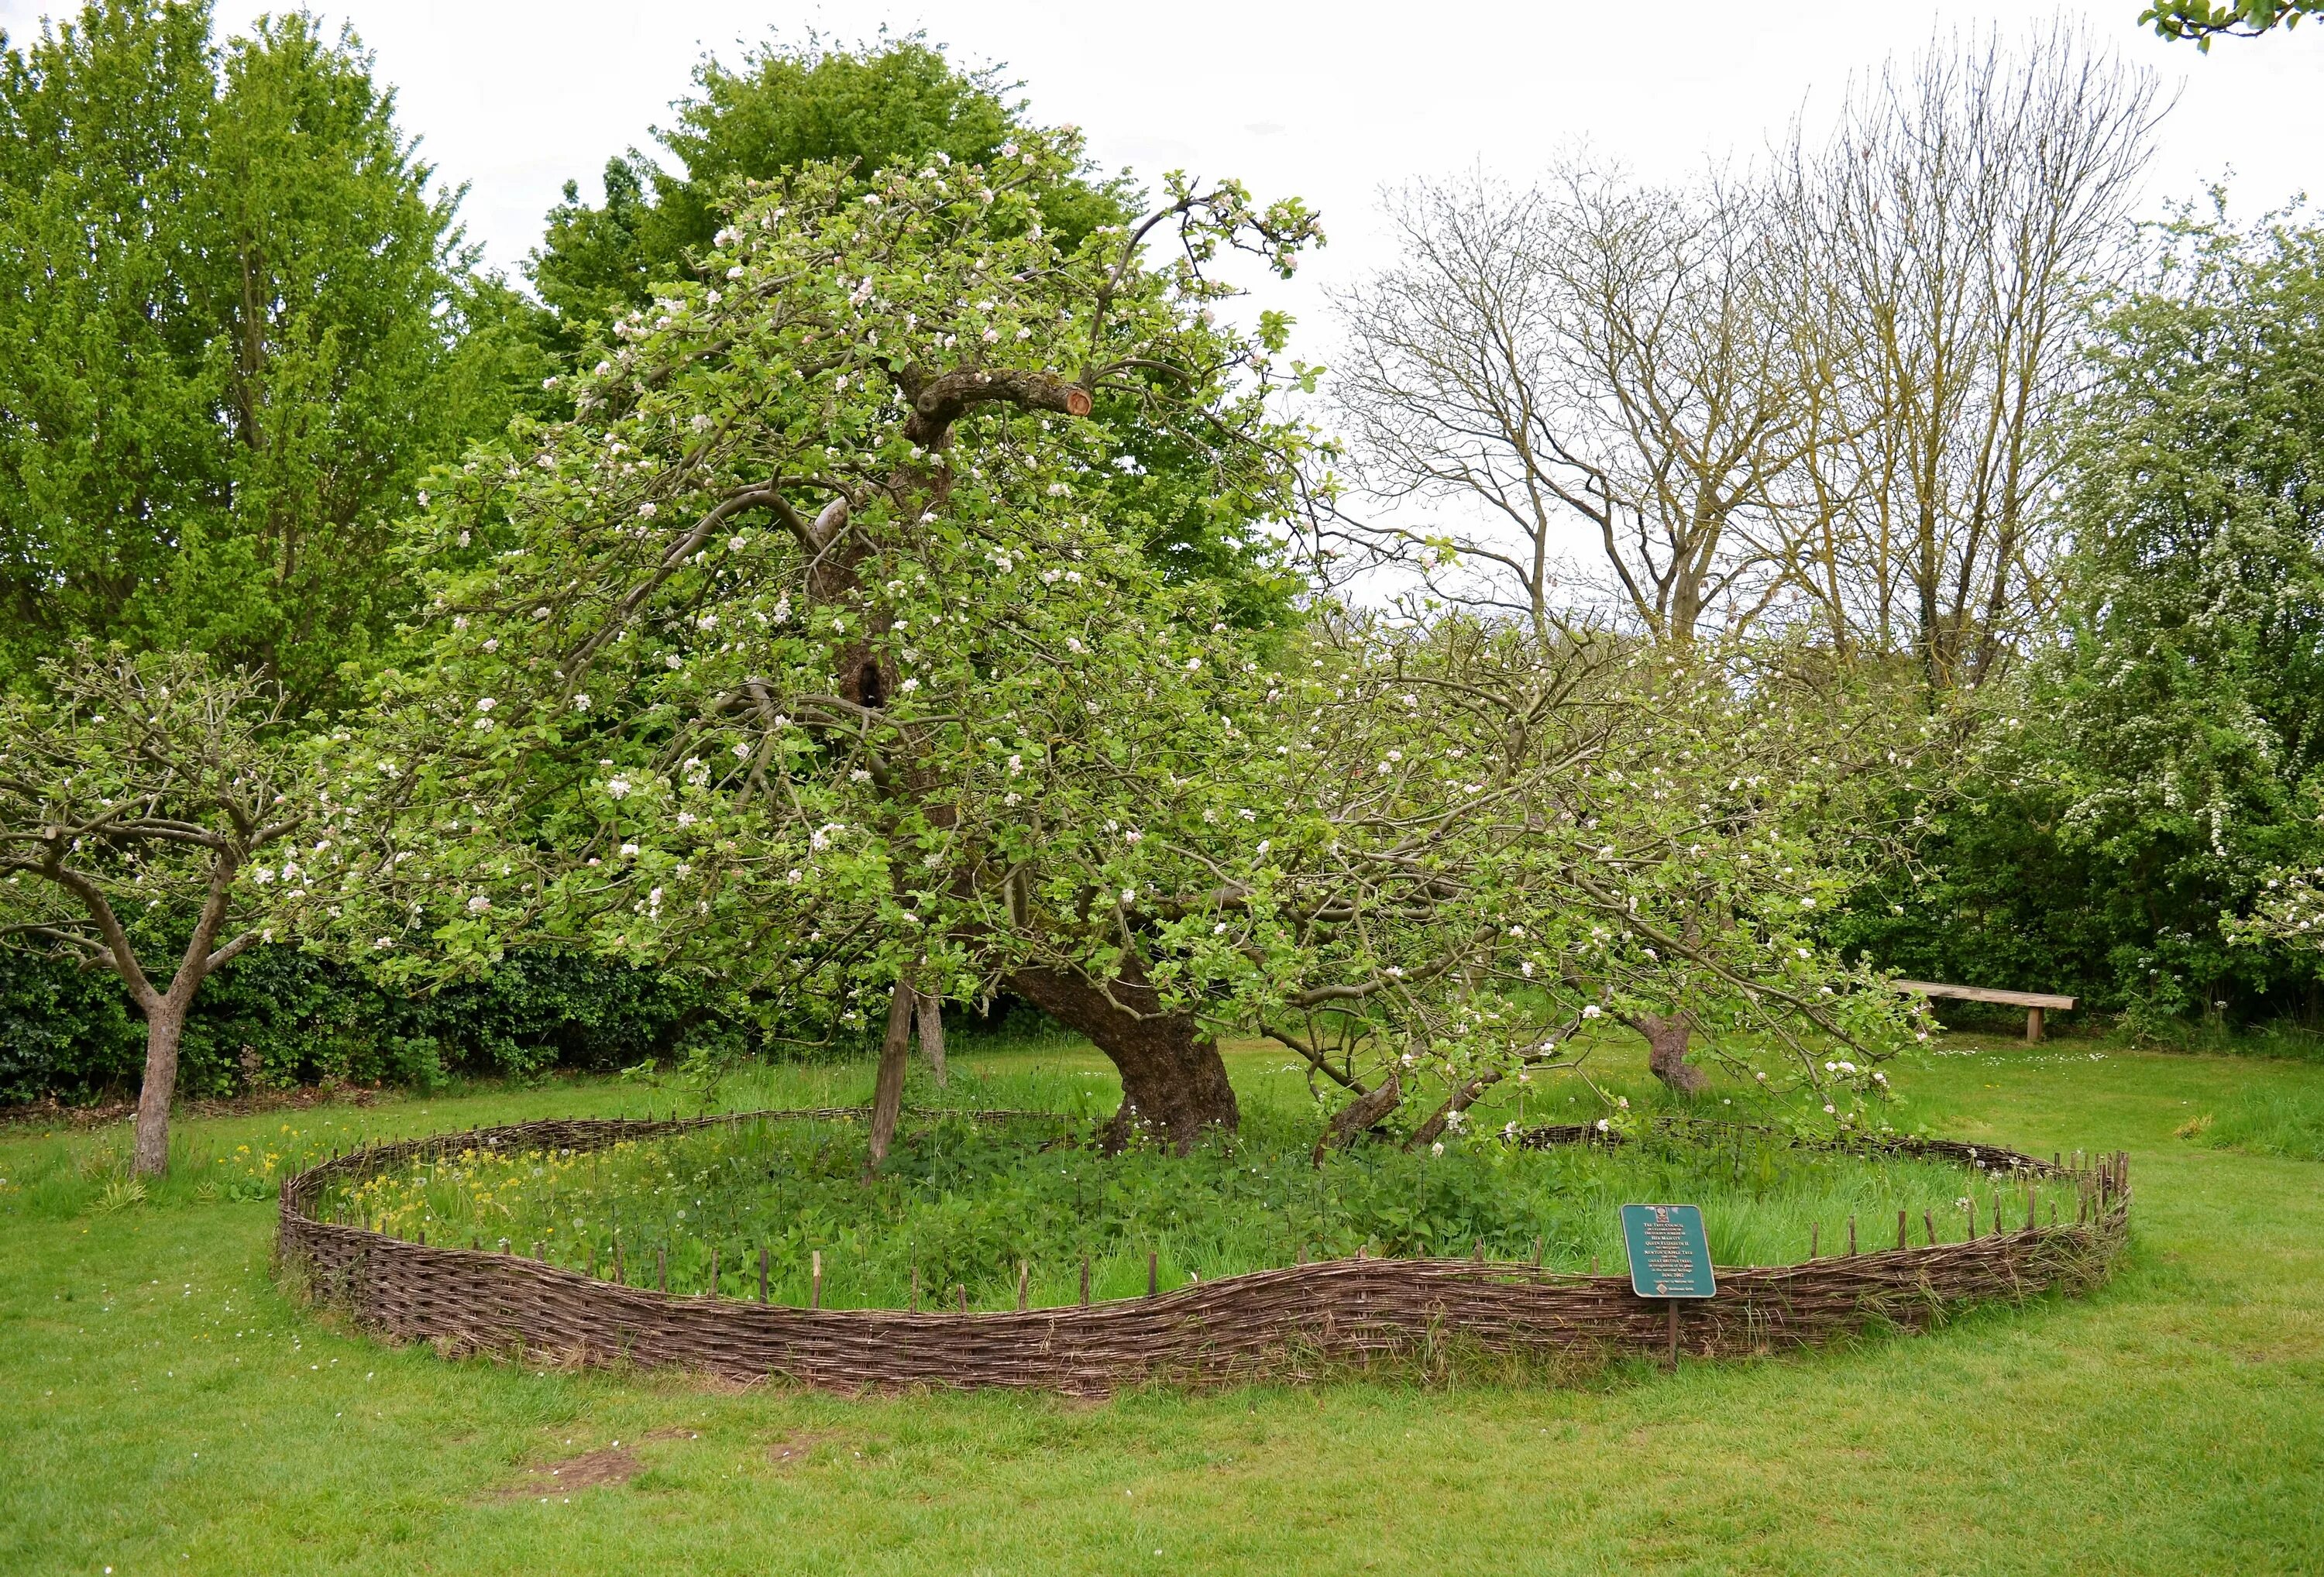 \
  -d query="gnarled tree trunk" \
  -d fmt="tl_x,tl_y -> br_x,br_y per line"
1635,1011 -> 1708,1097
1007,962 -> 1238,1149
